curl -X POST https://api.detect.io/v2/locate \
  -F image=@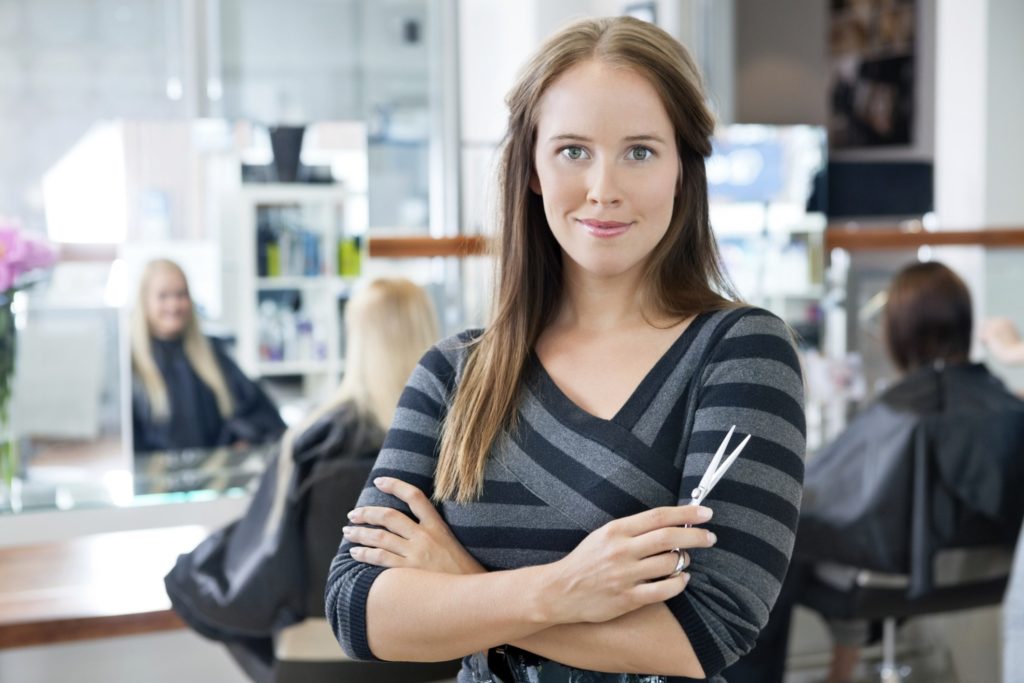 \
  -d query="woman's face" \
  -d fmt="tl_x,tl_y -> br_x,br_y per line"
145,267 -> 192,339
531,59 -> 679,284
